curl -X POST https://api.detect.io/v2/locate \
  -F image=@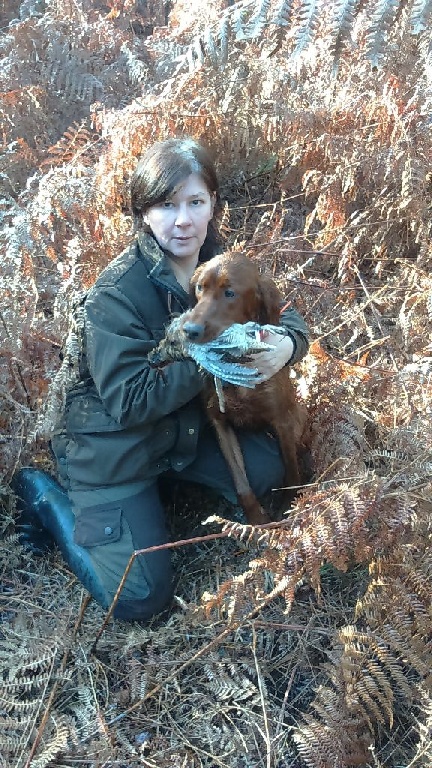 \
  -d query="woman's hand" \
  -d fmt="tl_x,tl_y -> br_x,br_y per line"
246,330 -> 294,382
